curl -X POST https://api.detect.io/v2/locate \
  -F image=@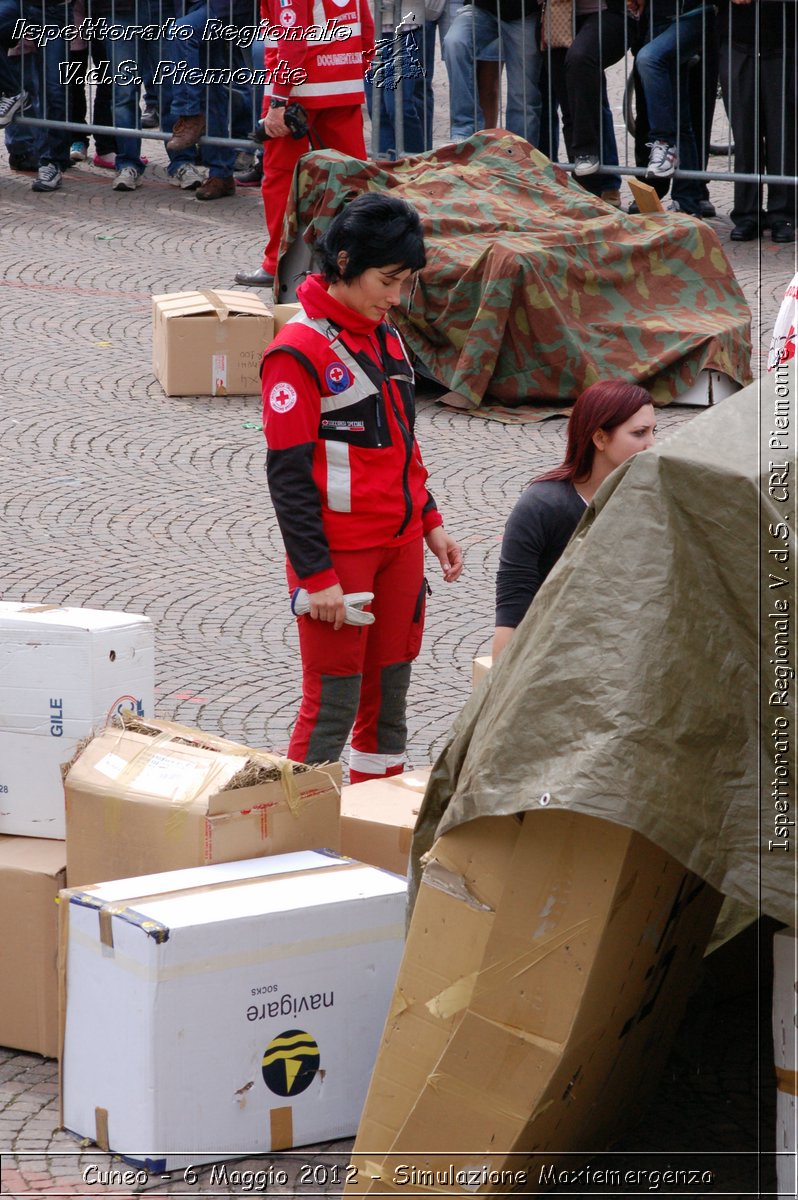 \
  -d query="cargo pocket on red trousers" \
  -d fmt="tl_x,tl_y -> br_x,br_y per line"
406,577 -> 430,660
